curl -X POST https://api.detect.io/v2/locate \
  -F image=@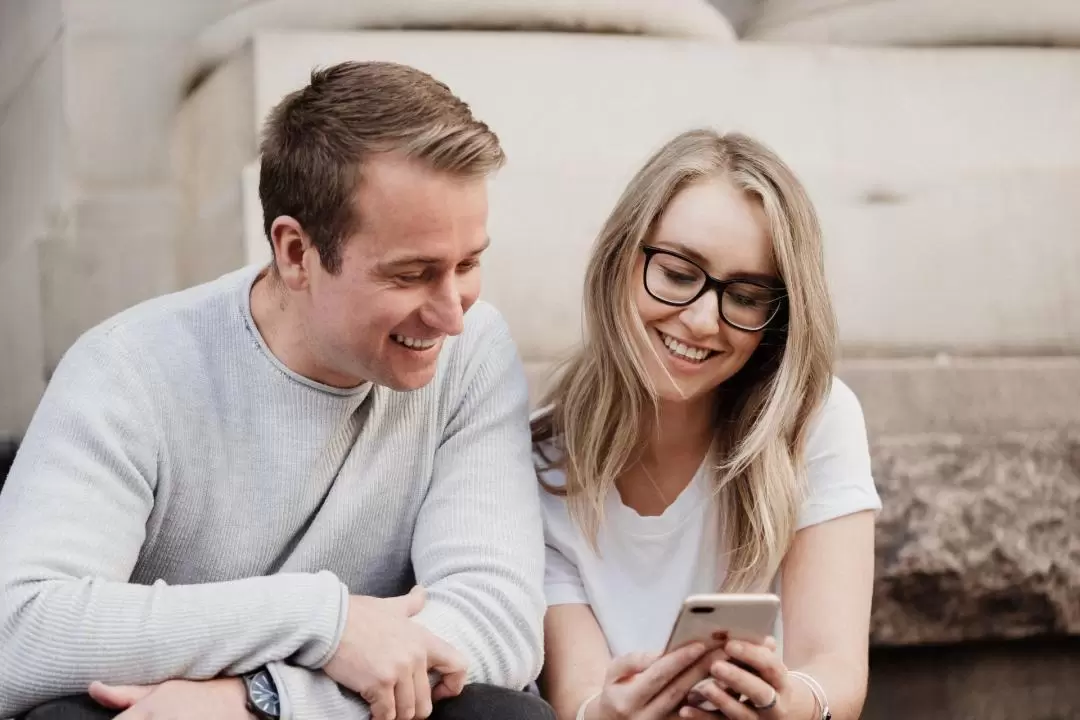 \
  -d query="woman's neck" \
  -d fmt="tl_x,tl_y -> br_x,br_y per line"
640,394 -> 716,464
615,394 -> 717,516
